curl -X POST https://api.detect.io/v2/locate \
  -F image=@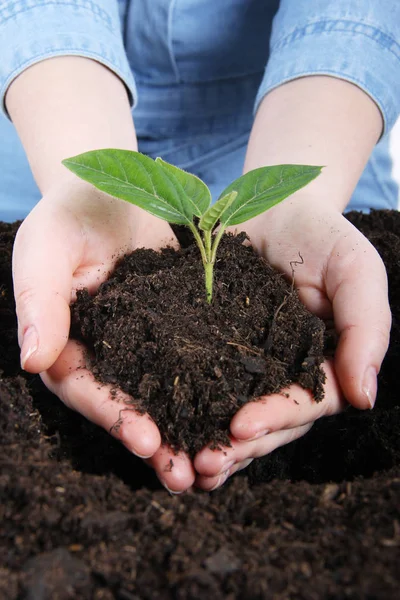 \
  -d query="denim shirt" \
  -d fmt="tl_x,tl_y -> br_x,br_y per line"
1,0 -> 399,132
0,1 -> 399,221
